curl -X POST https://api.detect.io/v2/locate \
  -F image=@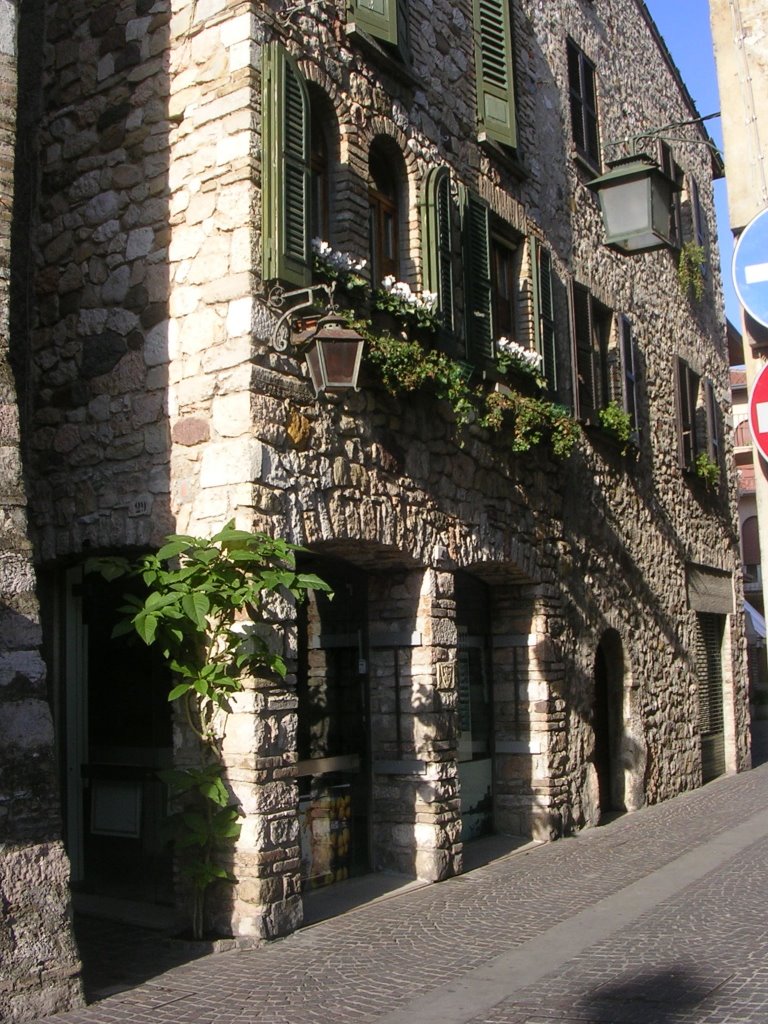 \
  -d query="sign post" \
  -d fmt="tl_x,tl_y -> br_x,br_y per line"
733,207 -> 768,328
